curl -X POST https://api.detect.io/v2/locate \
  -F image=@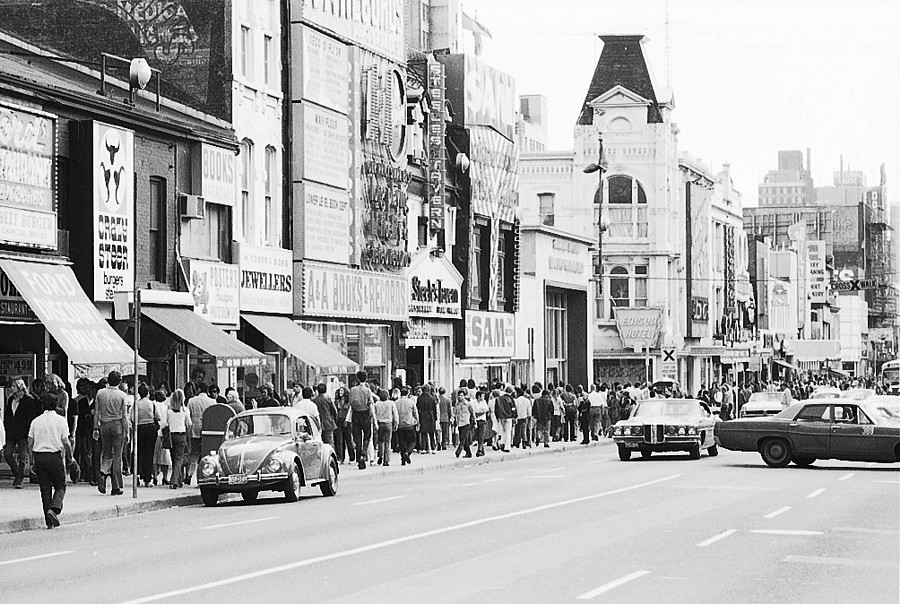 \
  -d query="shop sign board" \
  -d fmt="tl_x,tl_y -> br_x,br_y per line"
465,310 -> 514,358
547,237 -> 587,281
468,126 -> 518,223
0,354 -> 35,385
301,182 -> 351,264
92,121 -> 134,302
360,157 -> 410,270
296,0 -> 405,64
613,307 -> 662,350
437,54 -> 516,140
0,102 -> 58,249
427,61 -> 446,232
0,268 -> 36,321
298,103 -> 350,190
236,243 -> 293,315
806,240 -> 826,303
298,25 -> 350,114
408,255 -> 462,319
192,143 -> 235,205
301,261 -> 407,321
183,258 -> 240,328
